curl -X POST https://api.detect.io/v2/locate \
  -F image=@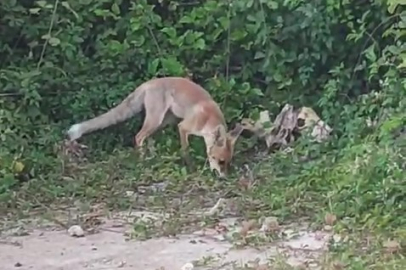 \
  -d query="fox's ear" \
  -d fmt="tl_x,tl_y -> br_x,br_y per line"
227,123 -> 244,147
213,125 -> 227,146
